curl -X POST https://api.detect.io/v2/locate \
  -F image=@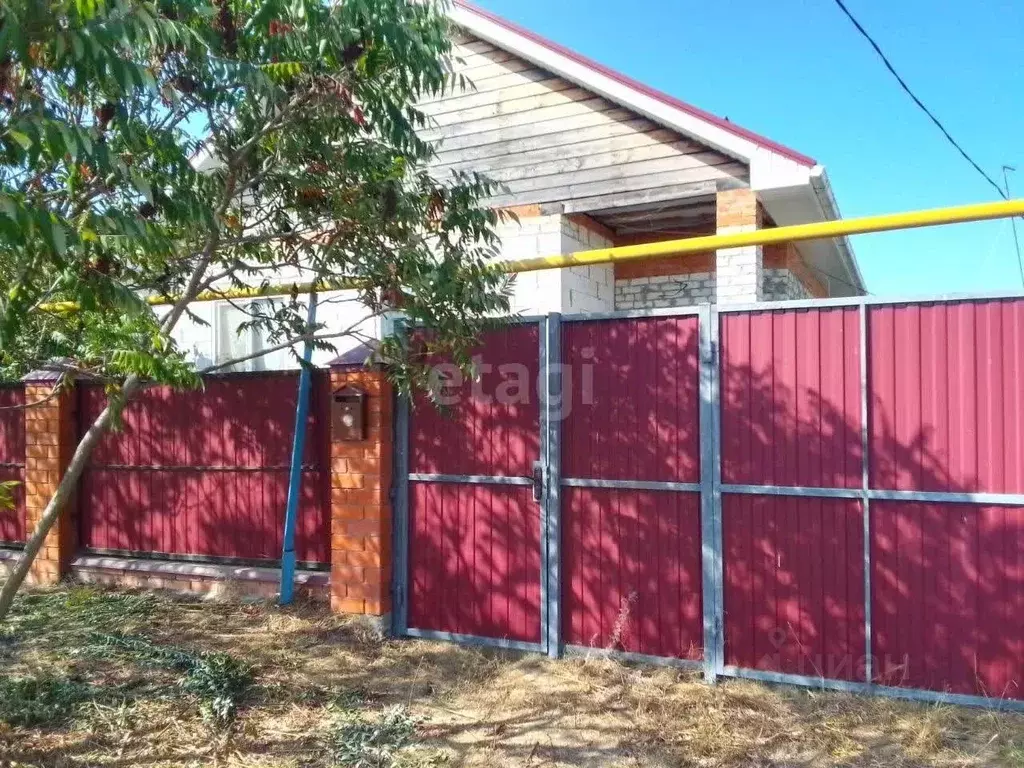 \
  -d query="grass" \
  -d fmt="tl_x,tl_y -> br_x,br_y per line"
2,584 -> 1024,766
87,632 -> 253,724
0,674 -> 96,727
